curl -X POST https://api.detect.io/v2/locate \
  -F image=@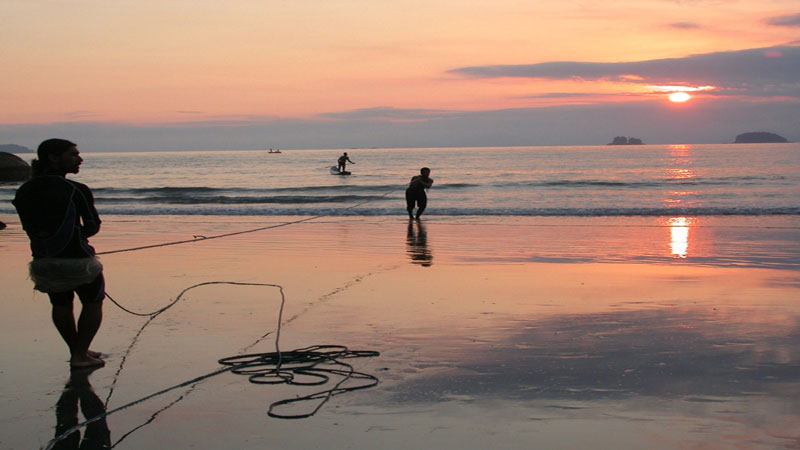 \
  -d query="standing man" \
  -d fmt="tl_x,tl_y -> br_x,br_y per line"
337,152 -> 355,172
13,139 -> 106,368
405,167 -> 433,220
